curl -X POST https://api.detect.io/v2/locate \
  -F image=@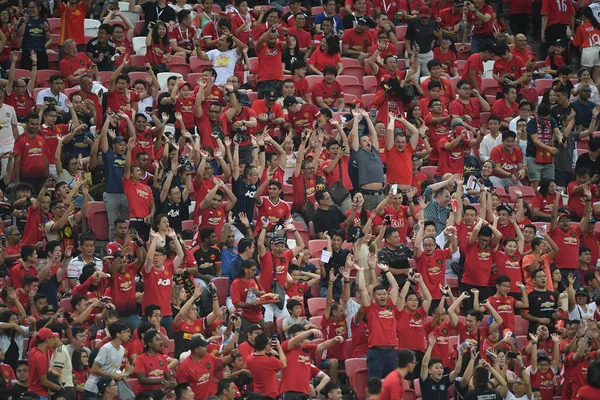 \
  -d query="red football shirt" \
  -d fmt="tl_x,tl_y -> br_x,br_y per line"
176,353 -> 222,399
246,353 -> 284,398
532,193 -> 556,216
109,263 -> 138,313
28,348 -> 50,397
141,263 -> 174,316
293,76 -> 310,100
489,145 -> 523,177
258,249 -> 293,294
308,48 -> 342,72
168,24 -> 197,51
466,4 -> 494,36
313,80 -> 344,108
449,98 -> 483,128
567,182 -> 599,217
5,90 -> 34,120
385,144 -> 414,185
107,90 -> 140,117
291,173 -> 317,211
425,320 -> 454,367
40,124 -> 70,165
549,225 -> 583,270
380,369 -> 405,400
287,103 -> 322,135
21,206 -> 50,246
492,55 -> 526,91
433,47 -> 458,75
541,0 -> 574,28
59,53 -> 92,84
13,134 -> 47,176
175,95 -> 195,129
416,248 -> 452,300
491,99 -> 520,121
255,197 -> 291,232
252,99 -> 285,132
364,298 -> 398,348
122,178 -> 153,219
437,134 -> 471,175
10,263 -> 37,290
437,7 -> 463,31
487,294 -> 516,333
230,278 -> 264,322
196,204 -> 227,241
461,53 -> 484,90
255,41 -> 285,82
463,244 -> 495,286
57,2 -> 87,45
342,28 -> 374,53
493,251 -> 523,294
279,341 -> 318,394
134,352 -> 170,393
320,314 -> 347,360
396,306 -> 427,352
